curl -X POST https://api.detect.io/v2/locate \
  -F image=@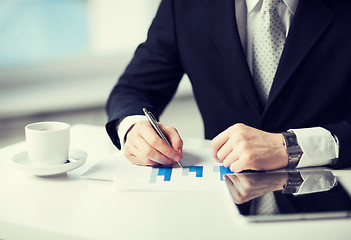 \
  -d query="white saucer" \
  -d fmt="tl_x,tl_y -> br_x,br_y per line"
11,149 -> 87,176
